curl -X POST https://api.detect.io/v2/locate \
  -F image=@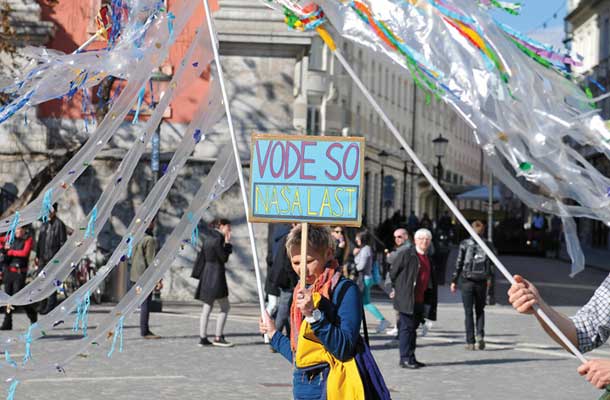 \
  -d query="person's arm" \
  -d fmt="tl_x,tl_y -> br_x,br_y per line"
390,251 -> 405,284
270,331 -> 293,363
310,283 -> 362,362
259,312 -> 293,363
144,237 -> 157,267
451,241 -> 466,285
7,237 -> 33,258
508,275 -> 579,352
355,246 -> 371,272
212,235 -> 230,264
